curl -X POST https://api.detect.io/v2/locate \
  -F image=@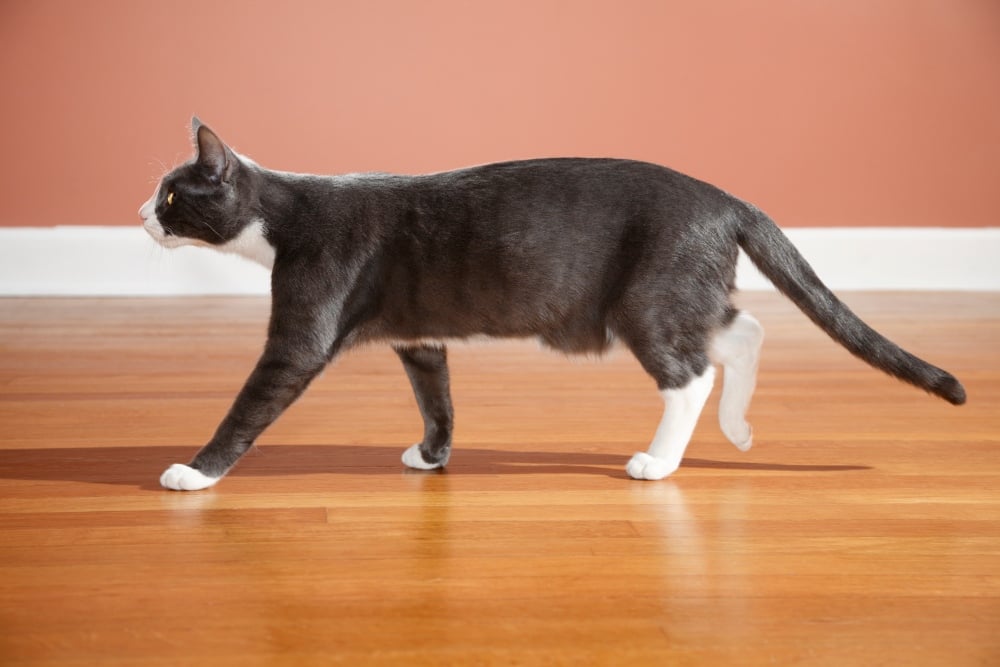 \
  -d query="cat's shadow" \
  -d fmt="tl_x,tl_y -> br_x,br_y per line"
0,444 -> 870,490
